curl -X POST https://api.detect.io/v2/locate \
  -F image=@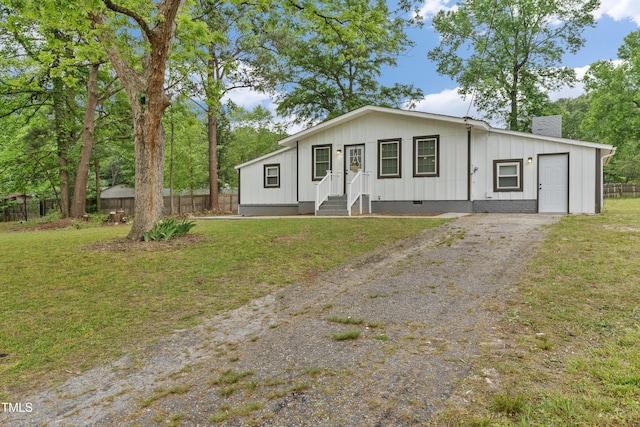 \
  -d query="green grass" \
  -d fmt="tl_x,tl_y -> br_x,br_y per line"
326,316 -> 365,325
0,217 -> 444,399
331,330 -> 361,341
435,198 -> 640,426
